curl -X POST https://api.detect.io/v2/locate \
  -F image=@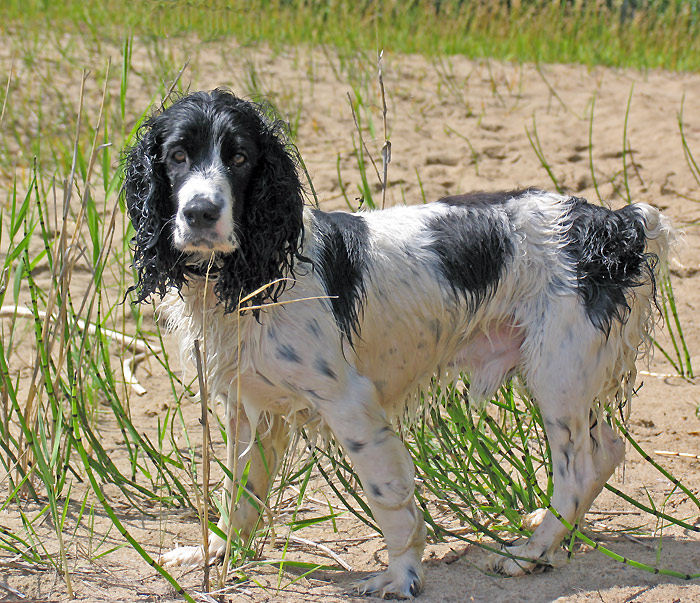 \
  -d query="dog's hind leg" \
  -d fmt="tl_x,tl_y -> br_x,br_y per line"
578,414 -> 625,513
159,402 -> 288,567
520,414 -> 624,535
489,305 -> 625,576
321,372 -> 426,598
